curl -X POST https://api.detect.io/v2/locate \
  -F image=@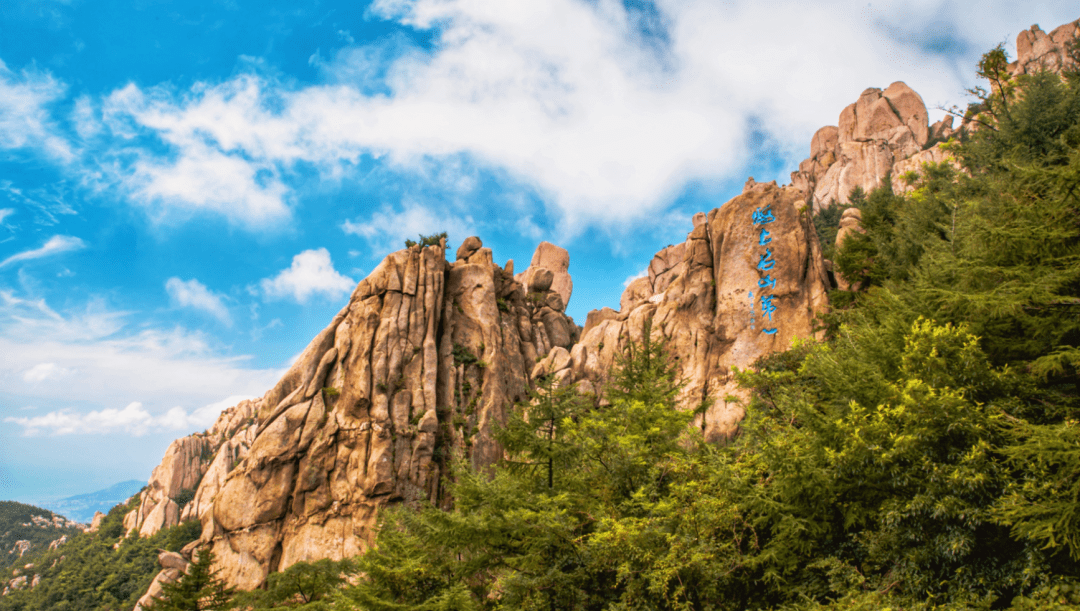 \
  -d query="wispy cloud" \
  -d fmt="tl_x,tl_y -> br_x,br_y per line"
260,248 -> 354,304
165,277 -> 232,325
5,1 -> 1080,237
0,59 -> 72,162
23,362 -> 65,383
0,181 -> 78,227
5,394 -> 255,436
0,290 -> 281,435
0,209 -> 13,226
0,235 -> 85,268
